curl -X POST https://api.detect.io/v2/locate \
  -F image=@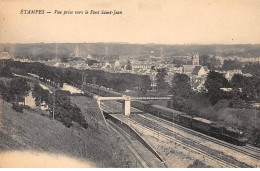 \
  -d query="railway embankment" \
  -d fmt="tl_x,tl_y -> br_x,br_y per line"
0,97 -> 138,167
